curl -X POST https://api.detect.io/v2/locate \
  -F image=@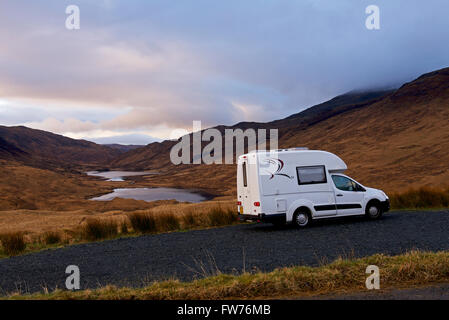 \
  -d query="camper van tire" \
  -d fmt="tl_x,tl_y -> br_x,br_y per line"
293,208 -> 311,228
365,200 -> 383,220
